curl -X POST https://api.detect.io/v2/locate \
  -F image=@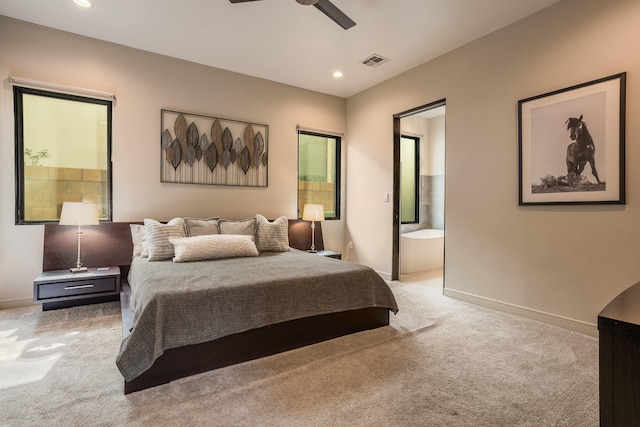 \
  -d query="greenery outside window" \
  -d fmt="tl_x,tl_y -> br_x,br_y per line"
14,86 -> 113,224
298,130 -> 341,220
401,135 -> 419,224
